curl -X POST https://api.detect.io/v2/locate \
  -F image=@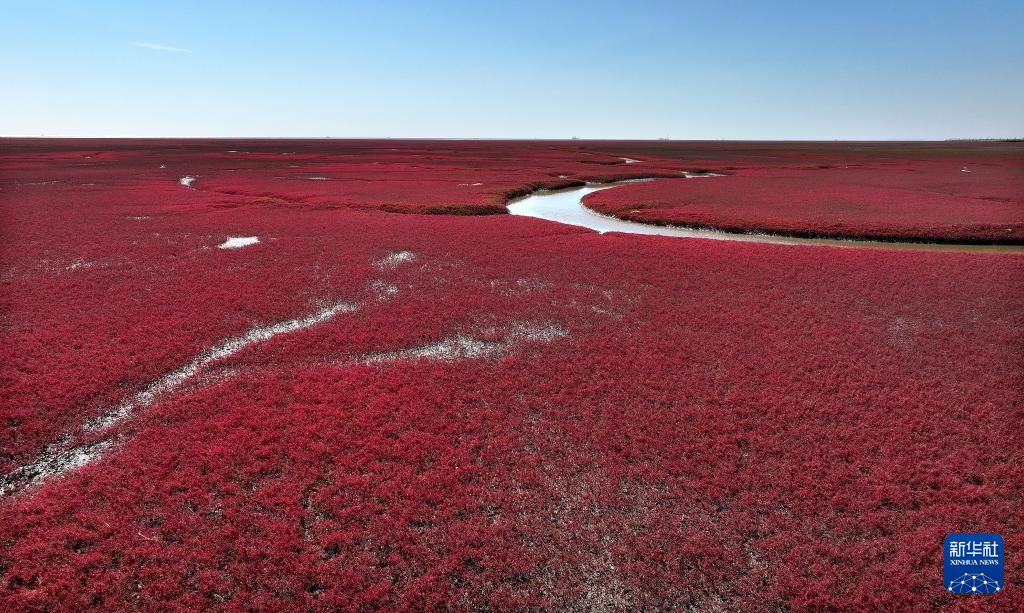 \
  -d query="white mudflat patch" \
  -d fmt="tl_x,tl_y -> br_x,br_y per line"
66,259 -> 96,271
374,250 -> 417,269
363,321 -> 566,364
218,236 -> 260,249
179,175 -> 196,188
0,437 -> 114,497
371,280 -> 400,301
